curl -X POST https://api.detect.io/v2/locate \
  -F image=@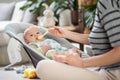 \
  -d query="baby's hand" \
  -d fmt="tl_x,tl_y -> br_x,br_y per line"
41,44 -> 52,54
